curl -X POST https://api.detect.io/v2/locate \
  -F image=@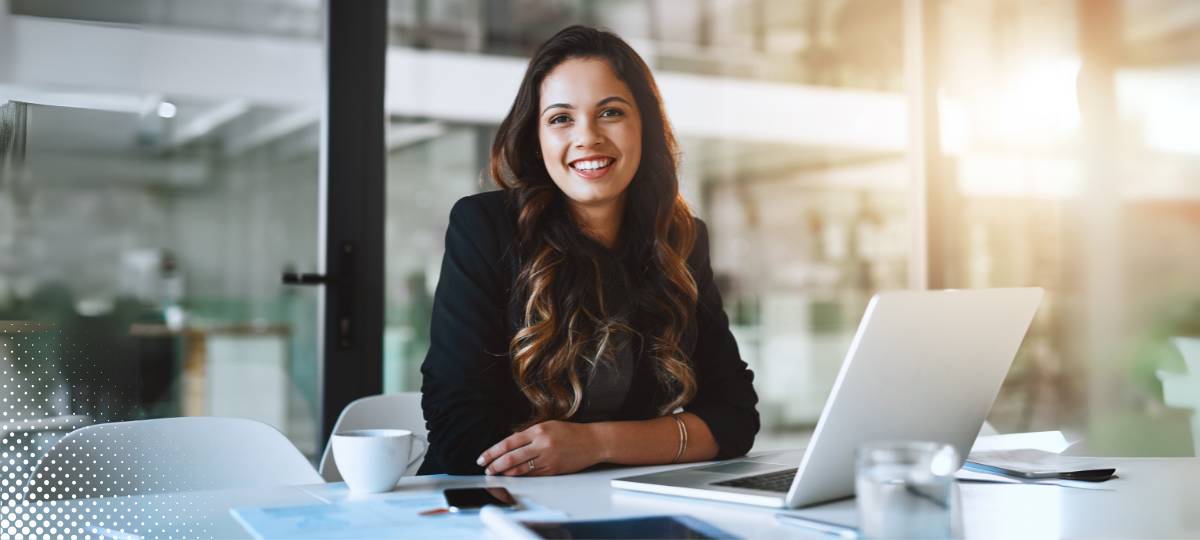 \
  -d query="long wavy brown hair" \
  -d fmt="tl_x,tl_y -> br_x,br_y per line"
490,26 -> 698,428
